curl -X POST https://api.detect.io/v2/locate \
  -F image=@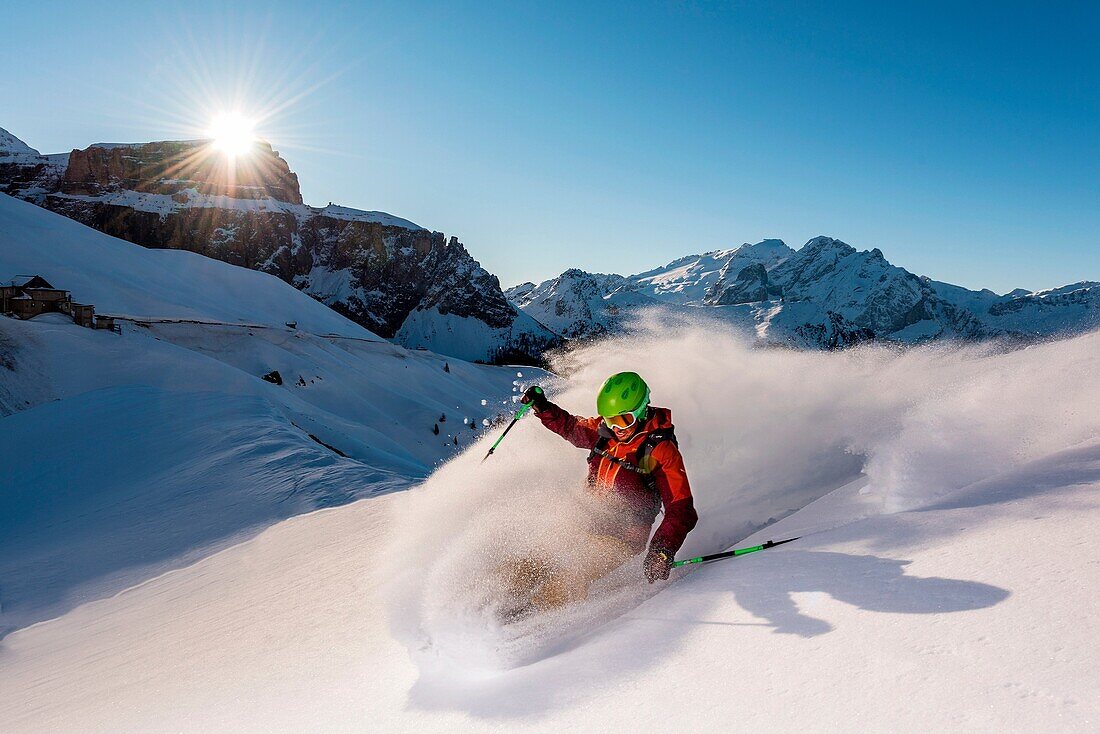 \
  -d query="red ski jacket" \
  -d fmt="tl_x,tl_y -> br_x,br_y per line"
535,401 -> 698,555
